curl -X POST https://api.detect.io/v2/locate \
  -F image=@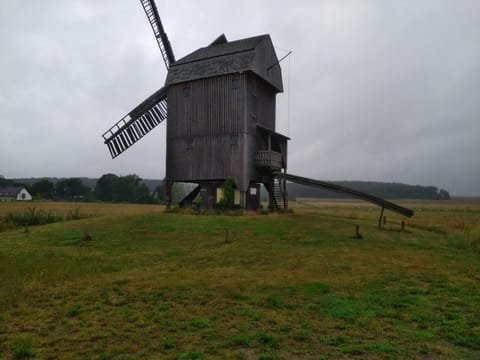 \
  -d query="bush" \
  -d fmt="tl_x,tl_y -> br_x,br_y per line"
66,206 -> 81,220
217,178 -> 235,210
2,206 -> 85,230
12,337 -> 34,359
5,207 -> 57,226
